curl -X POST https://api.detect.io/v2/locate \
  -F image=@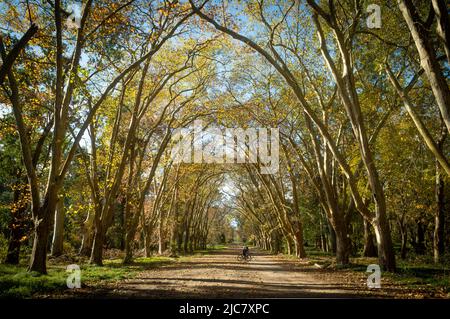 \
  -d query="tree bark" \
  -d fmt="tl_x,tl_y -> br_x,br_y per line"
79,208 -> 95,256
432,0 -> 450,64
400,226 -> 408,260
334,219 -> 350,265
434,122 -> 447,263
90,219 -> 104,266
434,158 -> 446,263
372,215 -> 396,271
158,216 -> 164,255
415,220 -> 426,255
328,221 -> 337,254
0,24 -> 38,85
5,223 -> 23,265
123,230 -> 134,264
4,182 -> 29,264
144,227 -> 153,257
28,206 -> 53,273
51,198 -> 65,257
386,65 -> 450,176
294,228 -> 307,258
363,219 -> 377,257
398,0 -> 450,133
